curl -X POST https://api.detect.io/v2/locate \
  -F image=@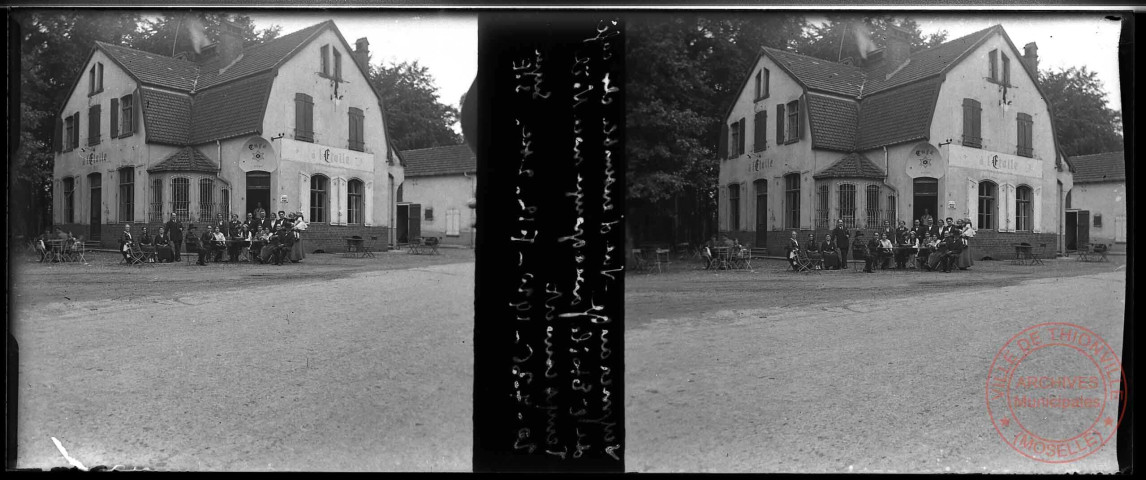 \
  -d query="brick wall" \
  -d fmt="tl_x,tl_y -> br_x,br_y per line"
720,228 -> 1058,260
60,222 -> 391,253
